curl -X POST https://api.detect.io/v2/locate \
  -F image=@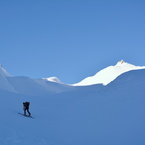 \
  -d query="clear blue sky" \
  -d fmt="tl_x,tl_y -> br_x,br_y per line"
0,0 -> 145,84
